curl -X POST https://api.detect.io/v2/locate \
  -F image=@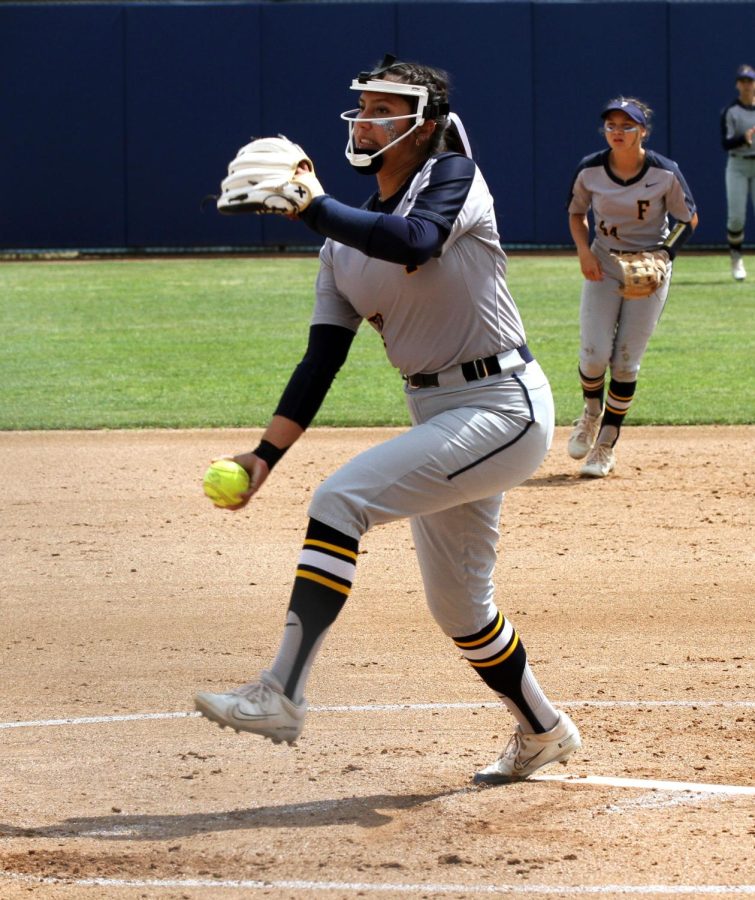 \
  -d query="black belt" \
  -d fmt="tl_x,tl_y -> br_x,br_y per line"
404,344 -> 533,389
